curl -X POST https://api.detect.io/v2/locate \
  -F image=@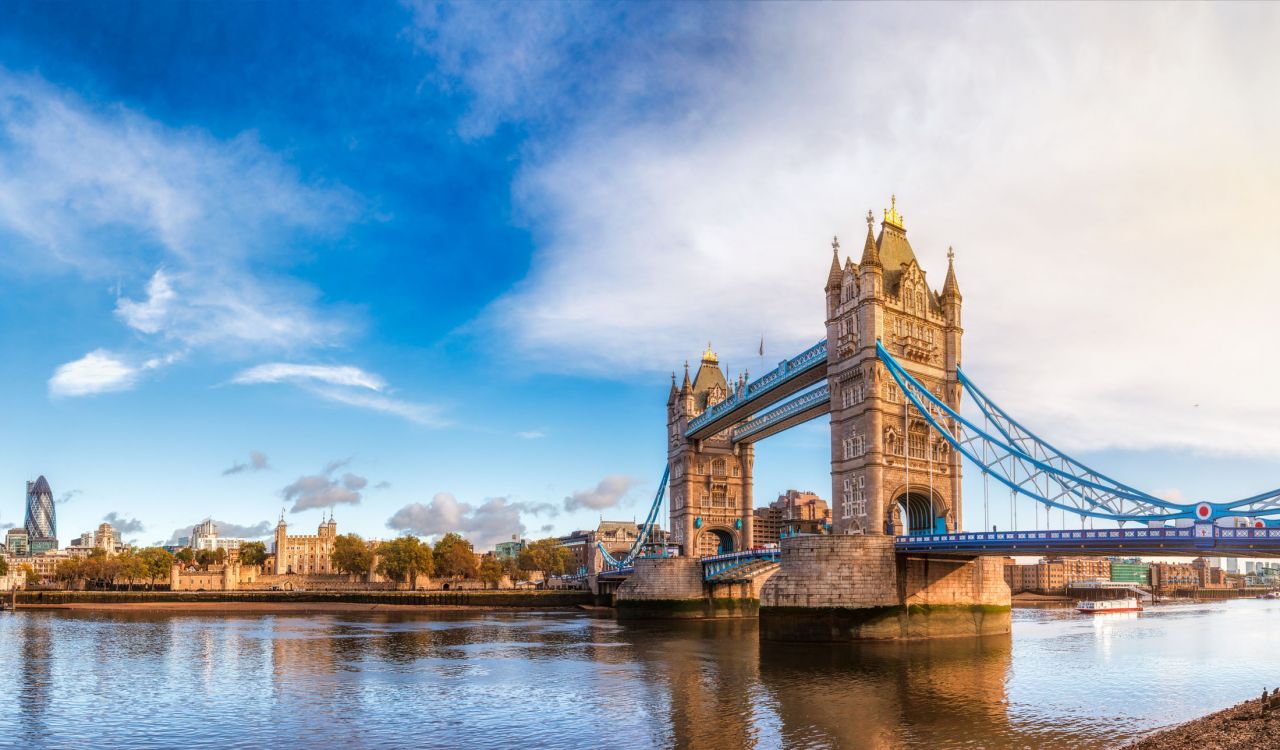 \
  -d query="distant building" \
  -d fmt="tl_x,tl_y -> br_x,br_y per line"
752,490 -> 832,544
558,521 -> 670,573
495,539 -> 525,562
272,513 -> 339,575
1109,559 -> 1152,586
1002,556 -> 1111,594
1150,561 -> 1199,590
24,476 -> 57,551
5,528 -> 29,557
190,519 -> 244,554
